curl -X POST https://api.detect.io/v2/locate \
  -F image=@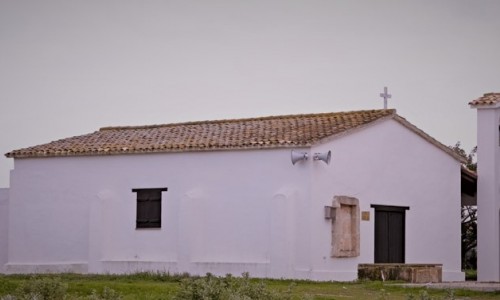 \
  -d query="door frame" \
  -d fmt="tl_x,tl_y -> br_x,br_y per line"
371,204 -> 410,263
